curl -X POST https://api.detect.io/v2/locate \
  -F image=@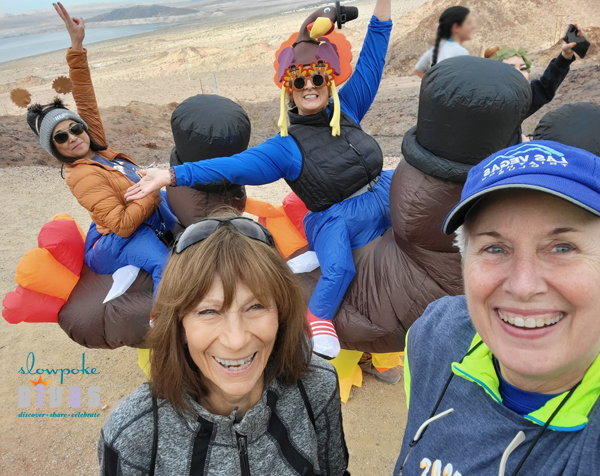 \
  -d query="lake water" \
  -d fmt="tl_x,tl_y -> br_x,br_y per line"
0,24 -> 168,64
